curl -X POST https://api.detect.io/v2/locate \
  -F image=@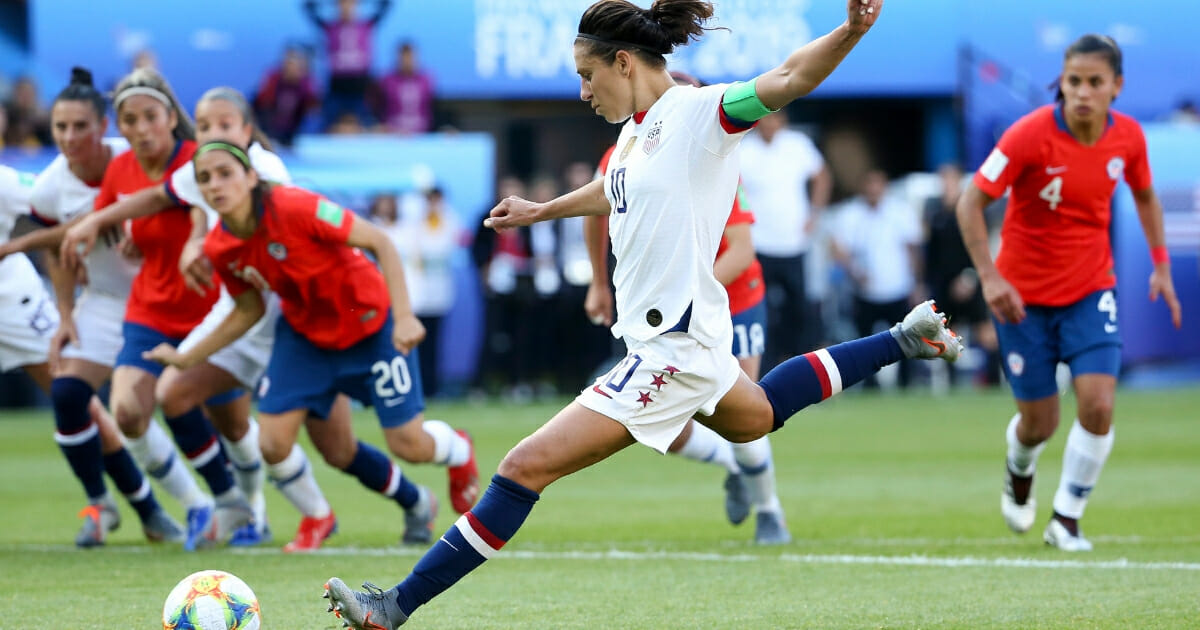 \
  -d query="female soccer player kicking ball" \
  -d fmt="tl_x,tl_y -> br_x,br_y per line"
957,34 -> 1181,551
322,1 -> 958,627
